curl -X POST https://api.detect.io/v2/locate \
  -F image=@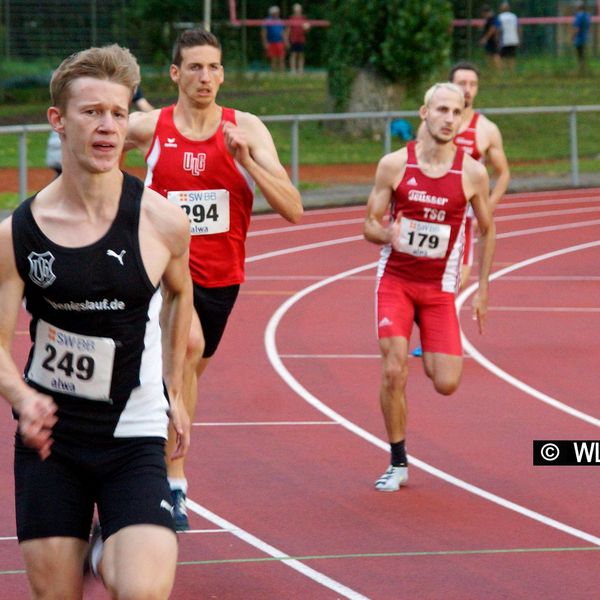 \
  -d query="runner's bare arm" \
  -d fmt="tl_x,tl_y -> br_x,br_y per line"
464,158 -> 496,334
484,119 -> 510,213
0,218 -> 57,459
224,112 -> 303,223
161,240 -> 193,460
140,190 -> 194,458
363,150 -> 406,245
125,109 -> 161,154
